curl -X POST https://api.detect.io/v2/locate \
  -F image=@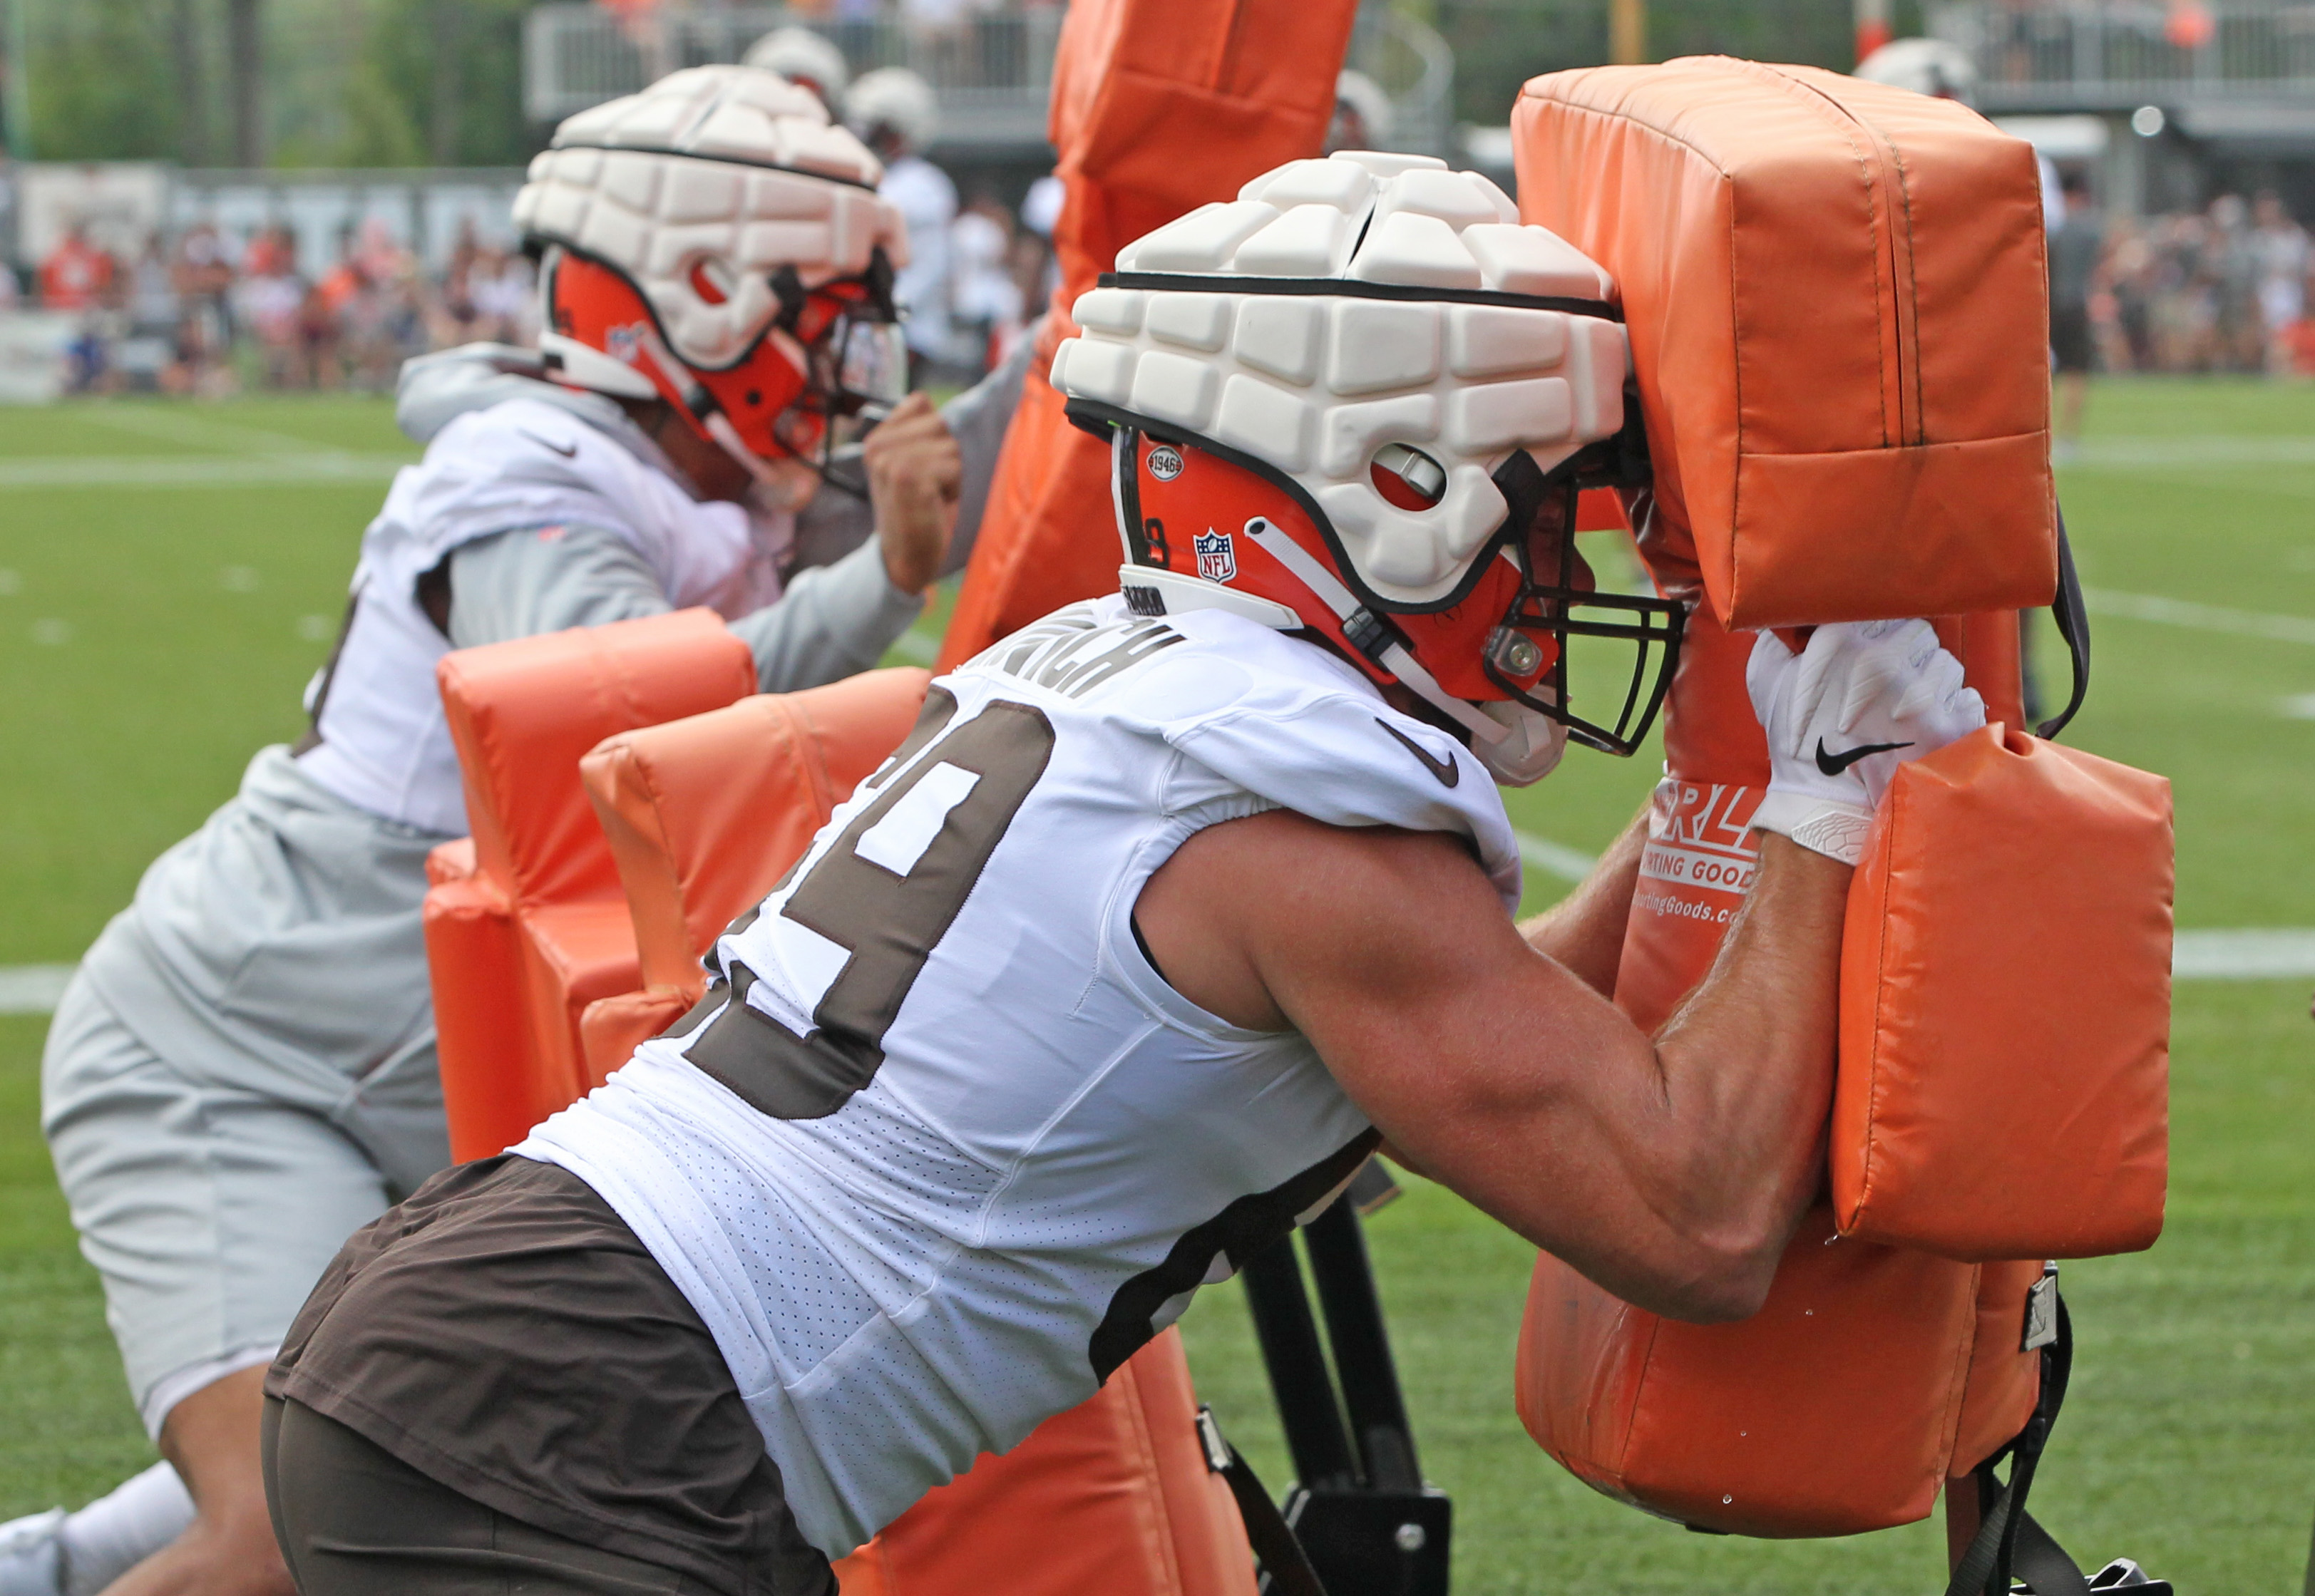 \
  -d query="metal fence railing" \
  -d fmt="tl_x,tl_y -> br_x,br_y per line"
523,4 -> 1456,158
524,7 -> 1062,148
1928,1 -> 2315,109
